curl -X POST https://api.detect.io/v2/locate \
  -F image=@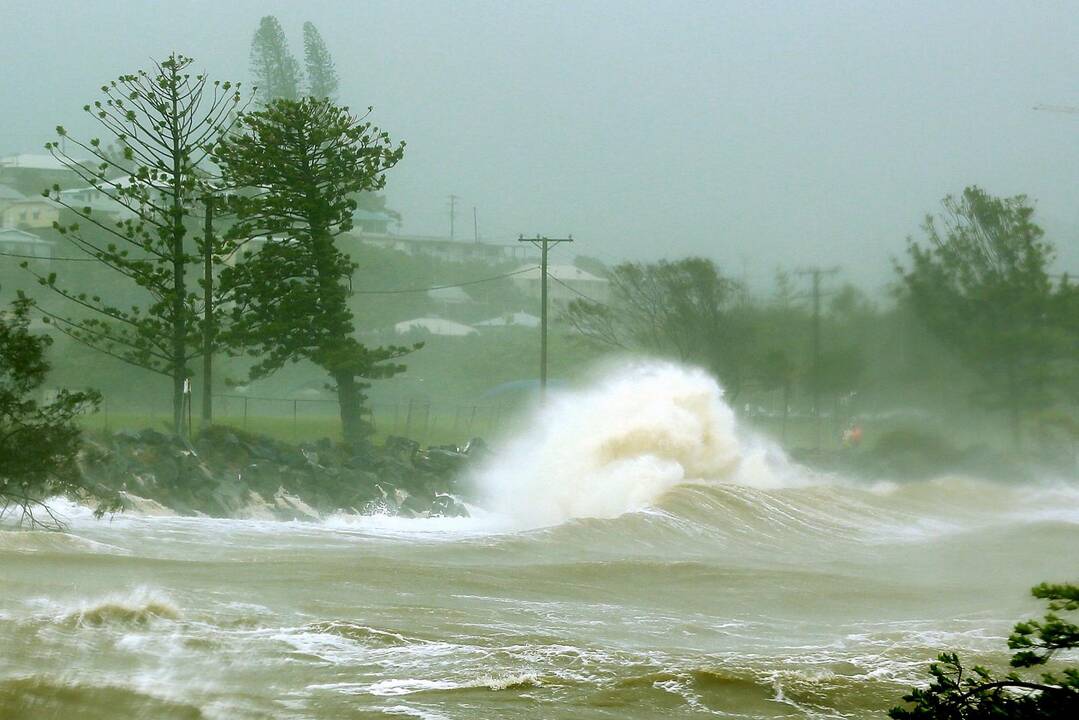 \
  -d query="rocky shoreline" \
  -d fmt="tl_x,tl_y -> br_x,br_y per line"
77,426 -> 483,521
